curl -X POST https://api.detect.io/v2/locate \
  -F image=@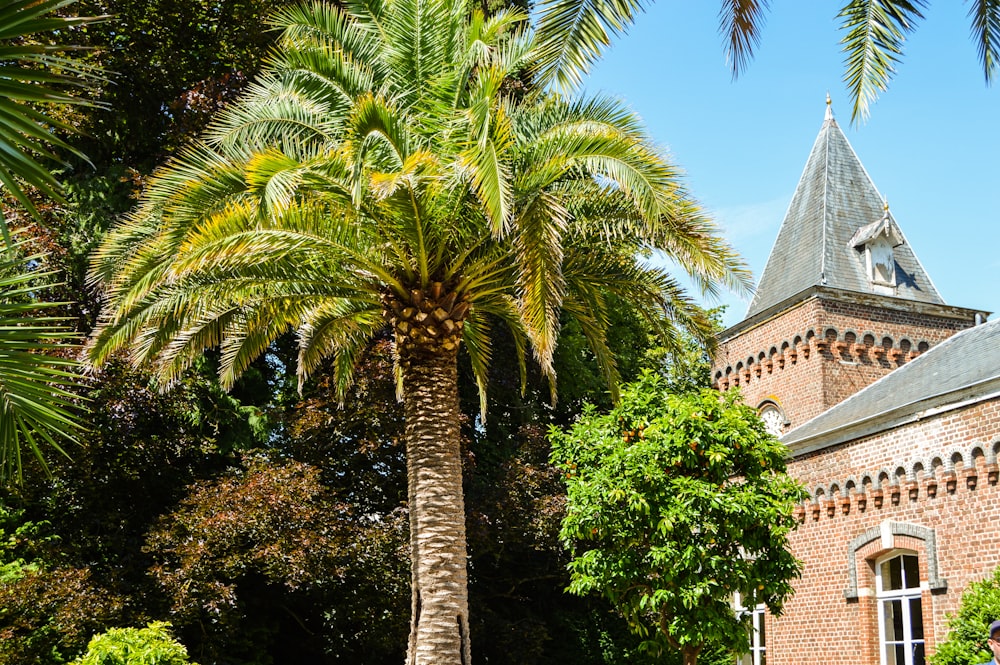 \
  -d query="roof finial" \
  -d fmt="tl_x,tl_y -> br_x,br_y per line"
883,199 -> 890,213
825,92 -> 833,121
